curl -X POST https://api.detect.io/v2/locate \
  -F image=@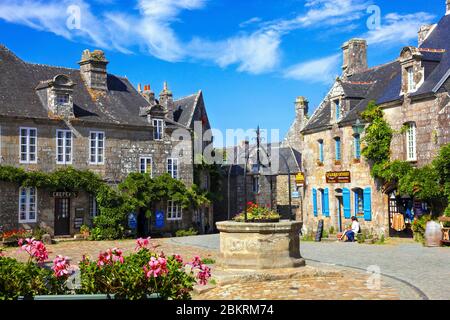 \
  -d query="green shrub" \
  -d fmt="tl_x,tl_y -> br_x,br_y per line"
201,258 -> 216,265
32,226 -> 49,241
329,226 -> 335,235
175,228 -> 199,238
412,215 -> 433,244
0,257 -> 67,300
